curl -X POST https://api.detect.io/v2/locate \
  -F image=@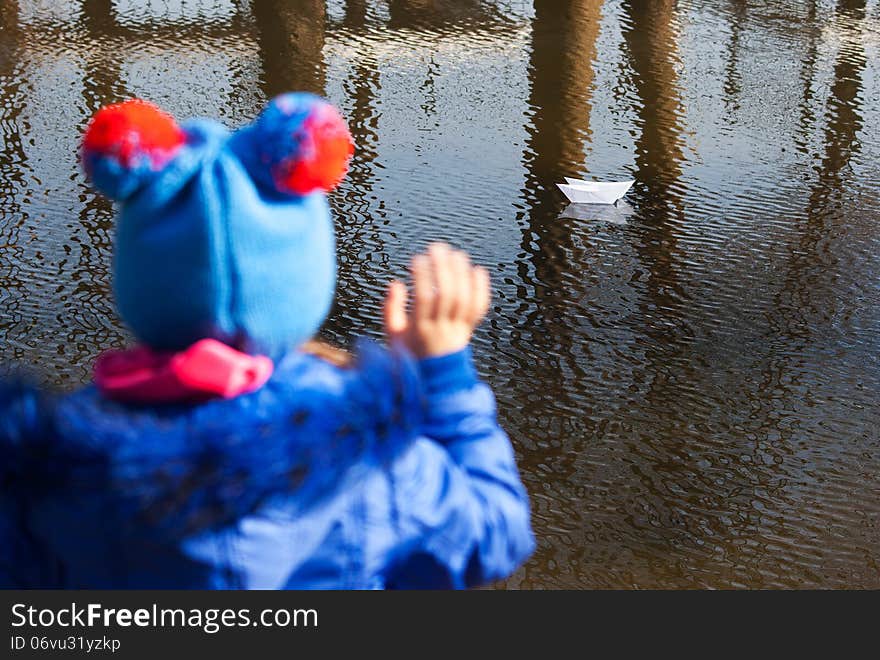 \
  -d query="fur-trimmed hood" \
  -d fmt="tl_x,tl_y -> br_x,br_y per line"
1,341 -> 424,541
